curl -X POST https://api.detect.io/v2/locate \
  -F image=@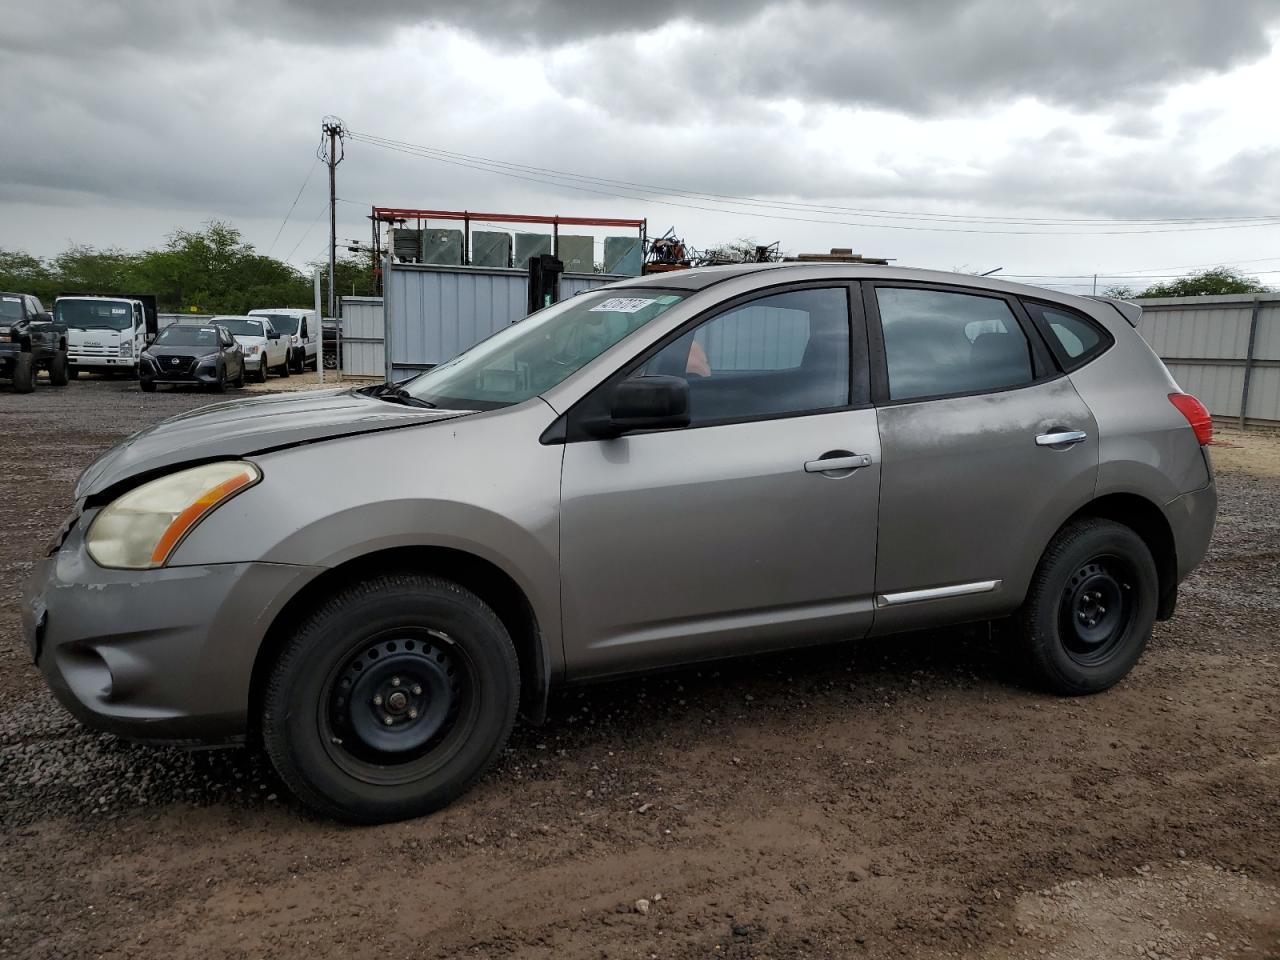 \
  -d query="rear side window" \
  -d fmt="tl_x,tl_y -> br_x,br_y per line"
1022,301 -> 1109,369
875,287 -> 1033,401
